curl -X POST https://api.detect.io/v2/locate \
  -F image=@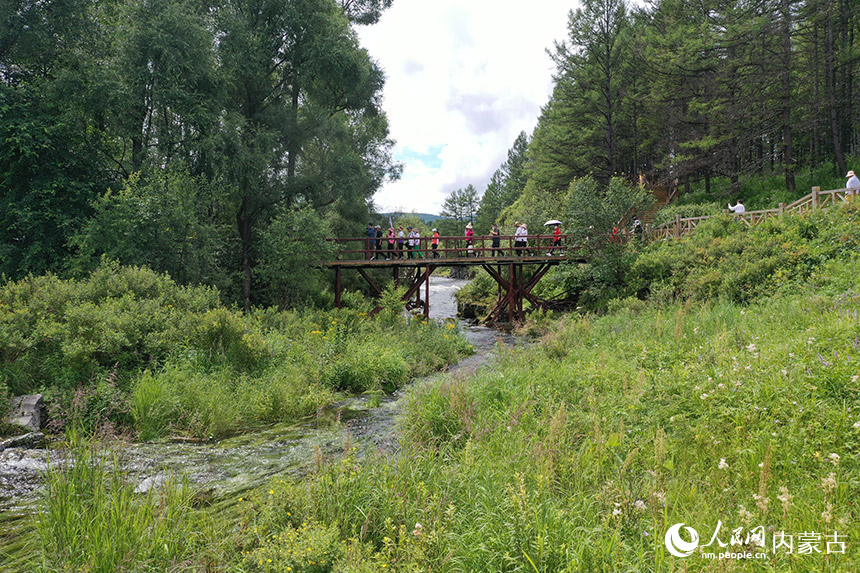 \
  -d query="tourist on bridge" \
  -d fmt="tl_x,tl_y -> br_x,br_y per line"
387,227 -> 395,260
465,222 -> 474,257
397,226 -> 406,259
515,222 -> 528,256
407,226 -> 417,259
367,223 -> 376,259
431,228 -> 440,258
412,228 -> 425,259
374,225 -> 383,259
549,223 -> 562,255
728,199 -> 745,214
490,224 -> 502,257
